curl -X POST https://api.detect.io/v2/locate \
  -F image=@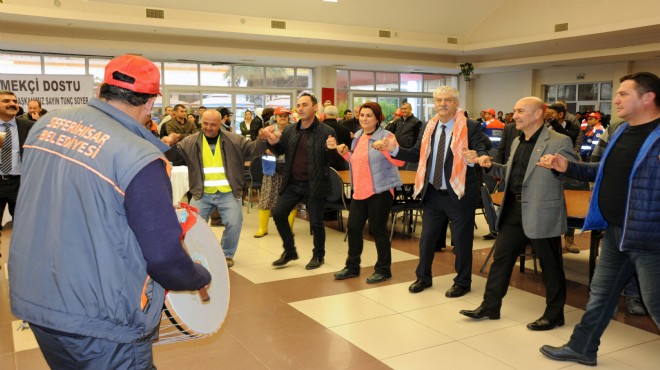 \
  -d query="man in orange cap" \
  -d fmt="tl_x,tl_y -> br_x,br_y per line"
9,54 -> 211,368
481,108 -> 505,147
579,112 -> 604,161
